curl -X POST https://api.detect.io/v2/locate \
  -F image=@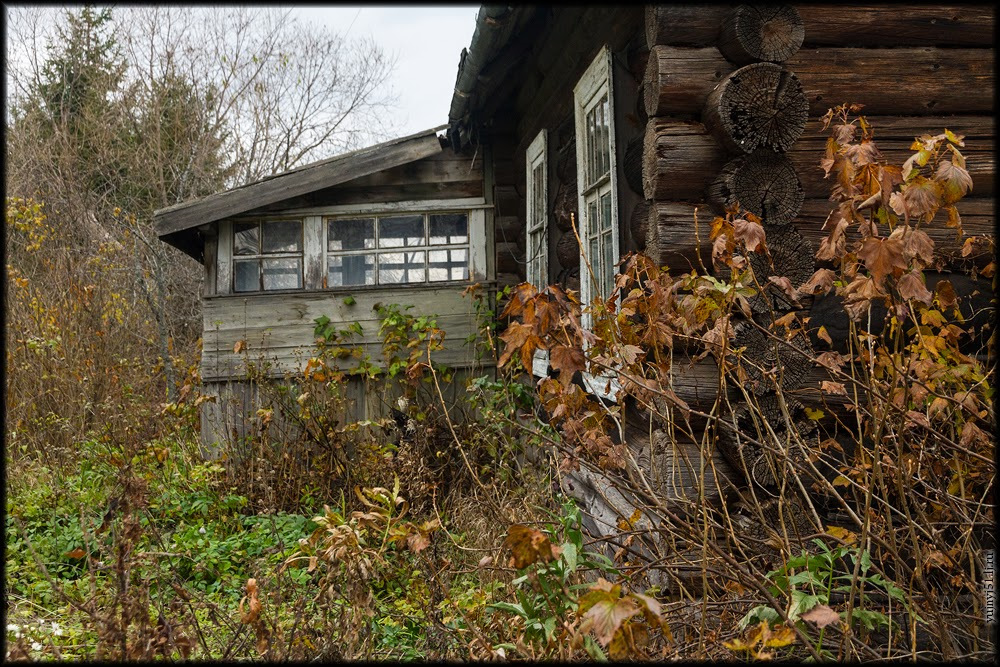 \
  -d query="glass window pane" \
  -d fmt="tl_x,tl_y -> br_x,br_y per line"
379,215 -> 424,248
428,214 -> 468,245
234,223 -> 259,256
428,249 -> 468,282
262,257 -> 302,290
588,235 -> 599,277
379,251 -> 426,283
234,259 -> 259,292
601,192 -> 612,231
602,233 -> 615,298
328,253 -> 374,287
261,220 -> 301,254
328,218 -> 375,251
588,200 -> 598,236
